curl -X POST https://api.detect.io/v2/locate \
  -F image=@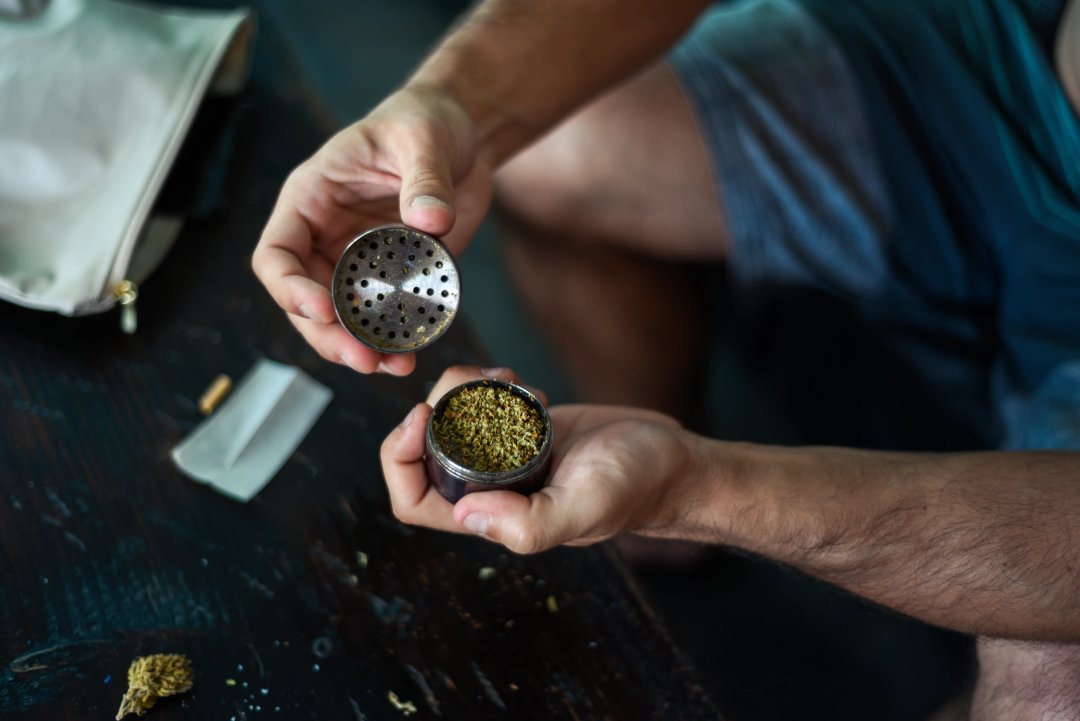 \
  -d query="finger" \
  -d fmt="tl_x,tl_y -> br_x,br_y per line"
303,248 -> 338,289
287,313 -> 381,373
478,367 -> 548,406
424,365 -> 491,405
377,353 -> 417,377
253,207 -> 336,323
399,150 -> 456,237
452,486 -> 592,554
424,365 -> 547,407
380,403 -> 459,533
289,311 -> 419,377
438,154 -> 493,258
